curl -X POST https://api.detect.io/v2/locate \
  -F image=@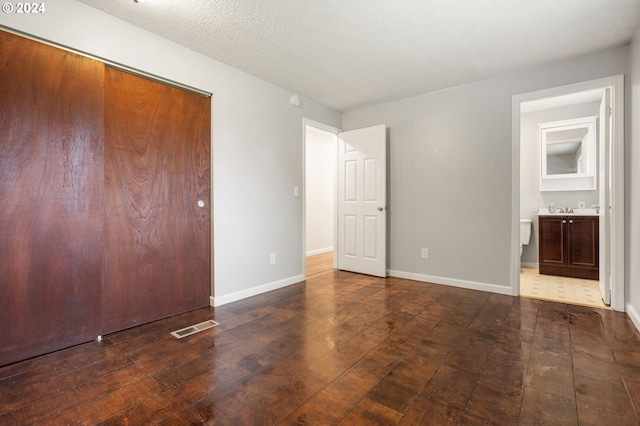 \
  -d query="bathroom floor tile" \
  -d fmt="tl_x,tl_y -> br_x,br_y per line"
520,268 -> 607,309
